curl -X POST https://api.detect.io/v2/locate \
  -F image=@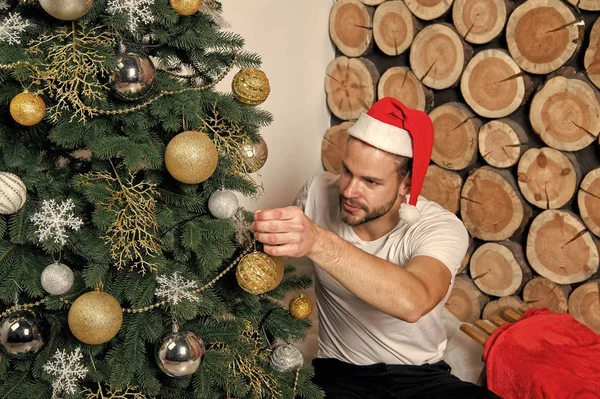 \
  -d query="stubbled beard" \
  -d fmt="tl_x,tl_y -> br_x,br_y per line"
339,192 -> 397,226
